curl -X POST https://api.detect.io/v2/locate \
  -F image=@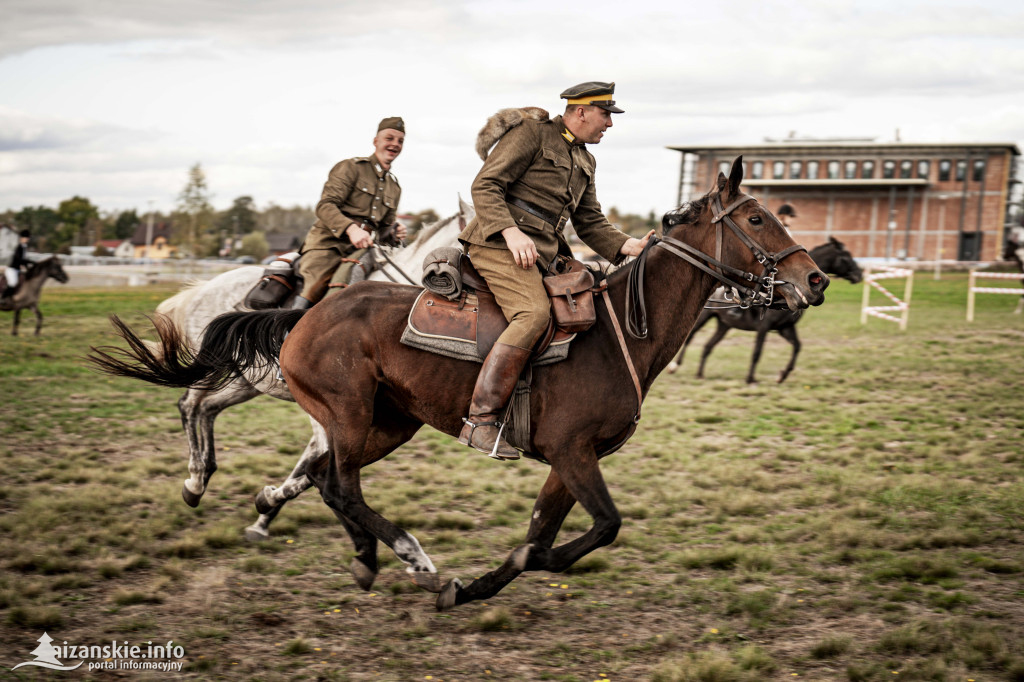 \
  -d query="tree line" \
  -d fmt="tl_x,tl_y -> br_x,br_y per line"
1,163 -> 658,259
